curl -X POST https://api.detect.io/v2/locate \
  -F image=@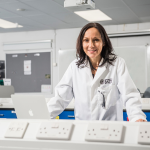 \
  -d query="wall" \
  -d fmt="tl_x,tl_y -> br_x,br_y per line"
0,30 -> 57,96
0,22 -> 150,95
